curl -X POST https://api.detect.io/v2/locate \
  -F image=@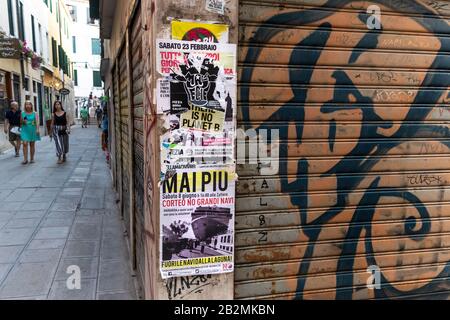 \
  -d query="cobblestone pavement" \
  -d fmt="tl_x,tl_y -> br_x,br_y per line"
0,125 -> 138,300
